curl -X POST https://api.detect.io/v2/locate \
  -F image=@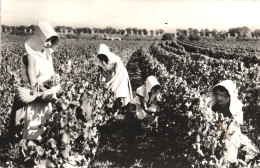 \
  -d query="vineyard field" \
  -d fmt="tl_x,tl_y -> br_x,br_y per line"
0,34 -> 259,168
